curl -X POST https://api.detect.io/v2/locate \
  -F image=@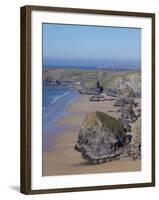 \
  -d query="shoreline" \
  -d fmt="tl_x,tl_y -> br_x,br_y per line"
42,87 -> 80,151
43,93 -> 141,176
